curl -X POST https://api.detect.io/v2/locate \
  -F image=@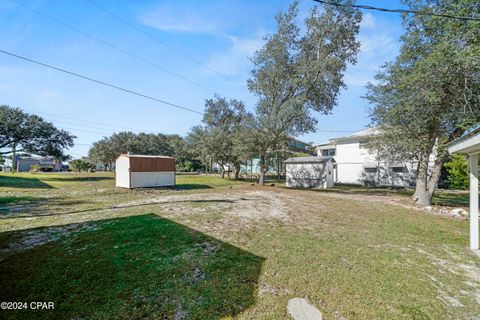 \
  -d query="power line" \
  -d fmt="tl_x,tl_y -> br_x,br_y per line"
83,0 -> 248,89
59,126 -> 112,136
20,108 -> 153,132
312,0 -> 480,22
0,49 -> 205,115
11,0 -> 216,93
